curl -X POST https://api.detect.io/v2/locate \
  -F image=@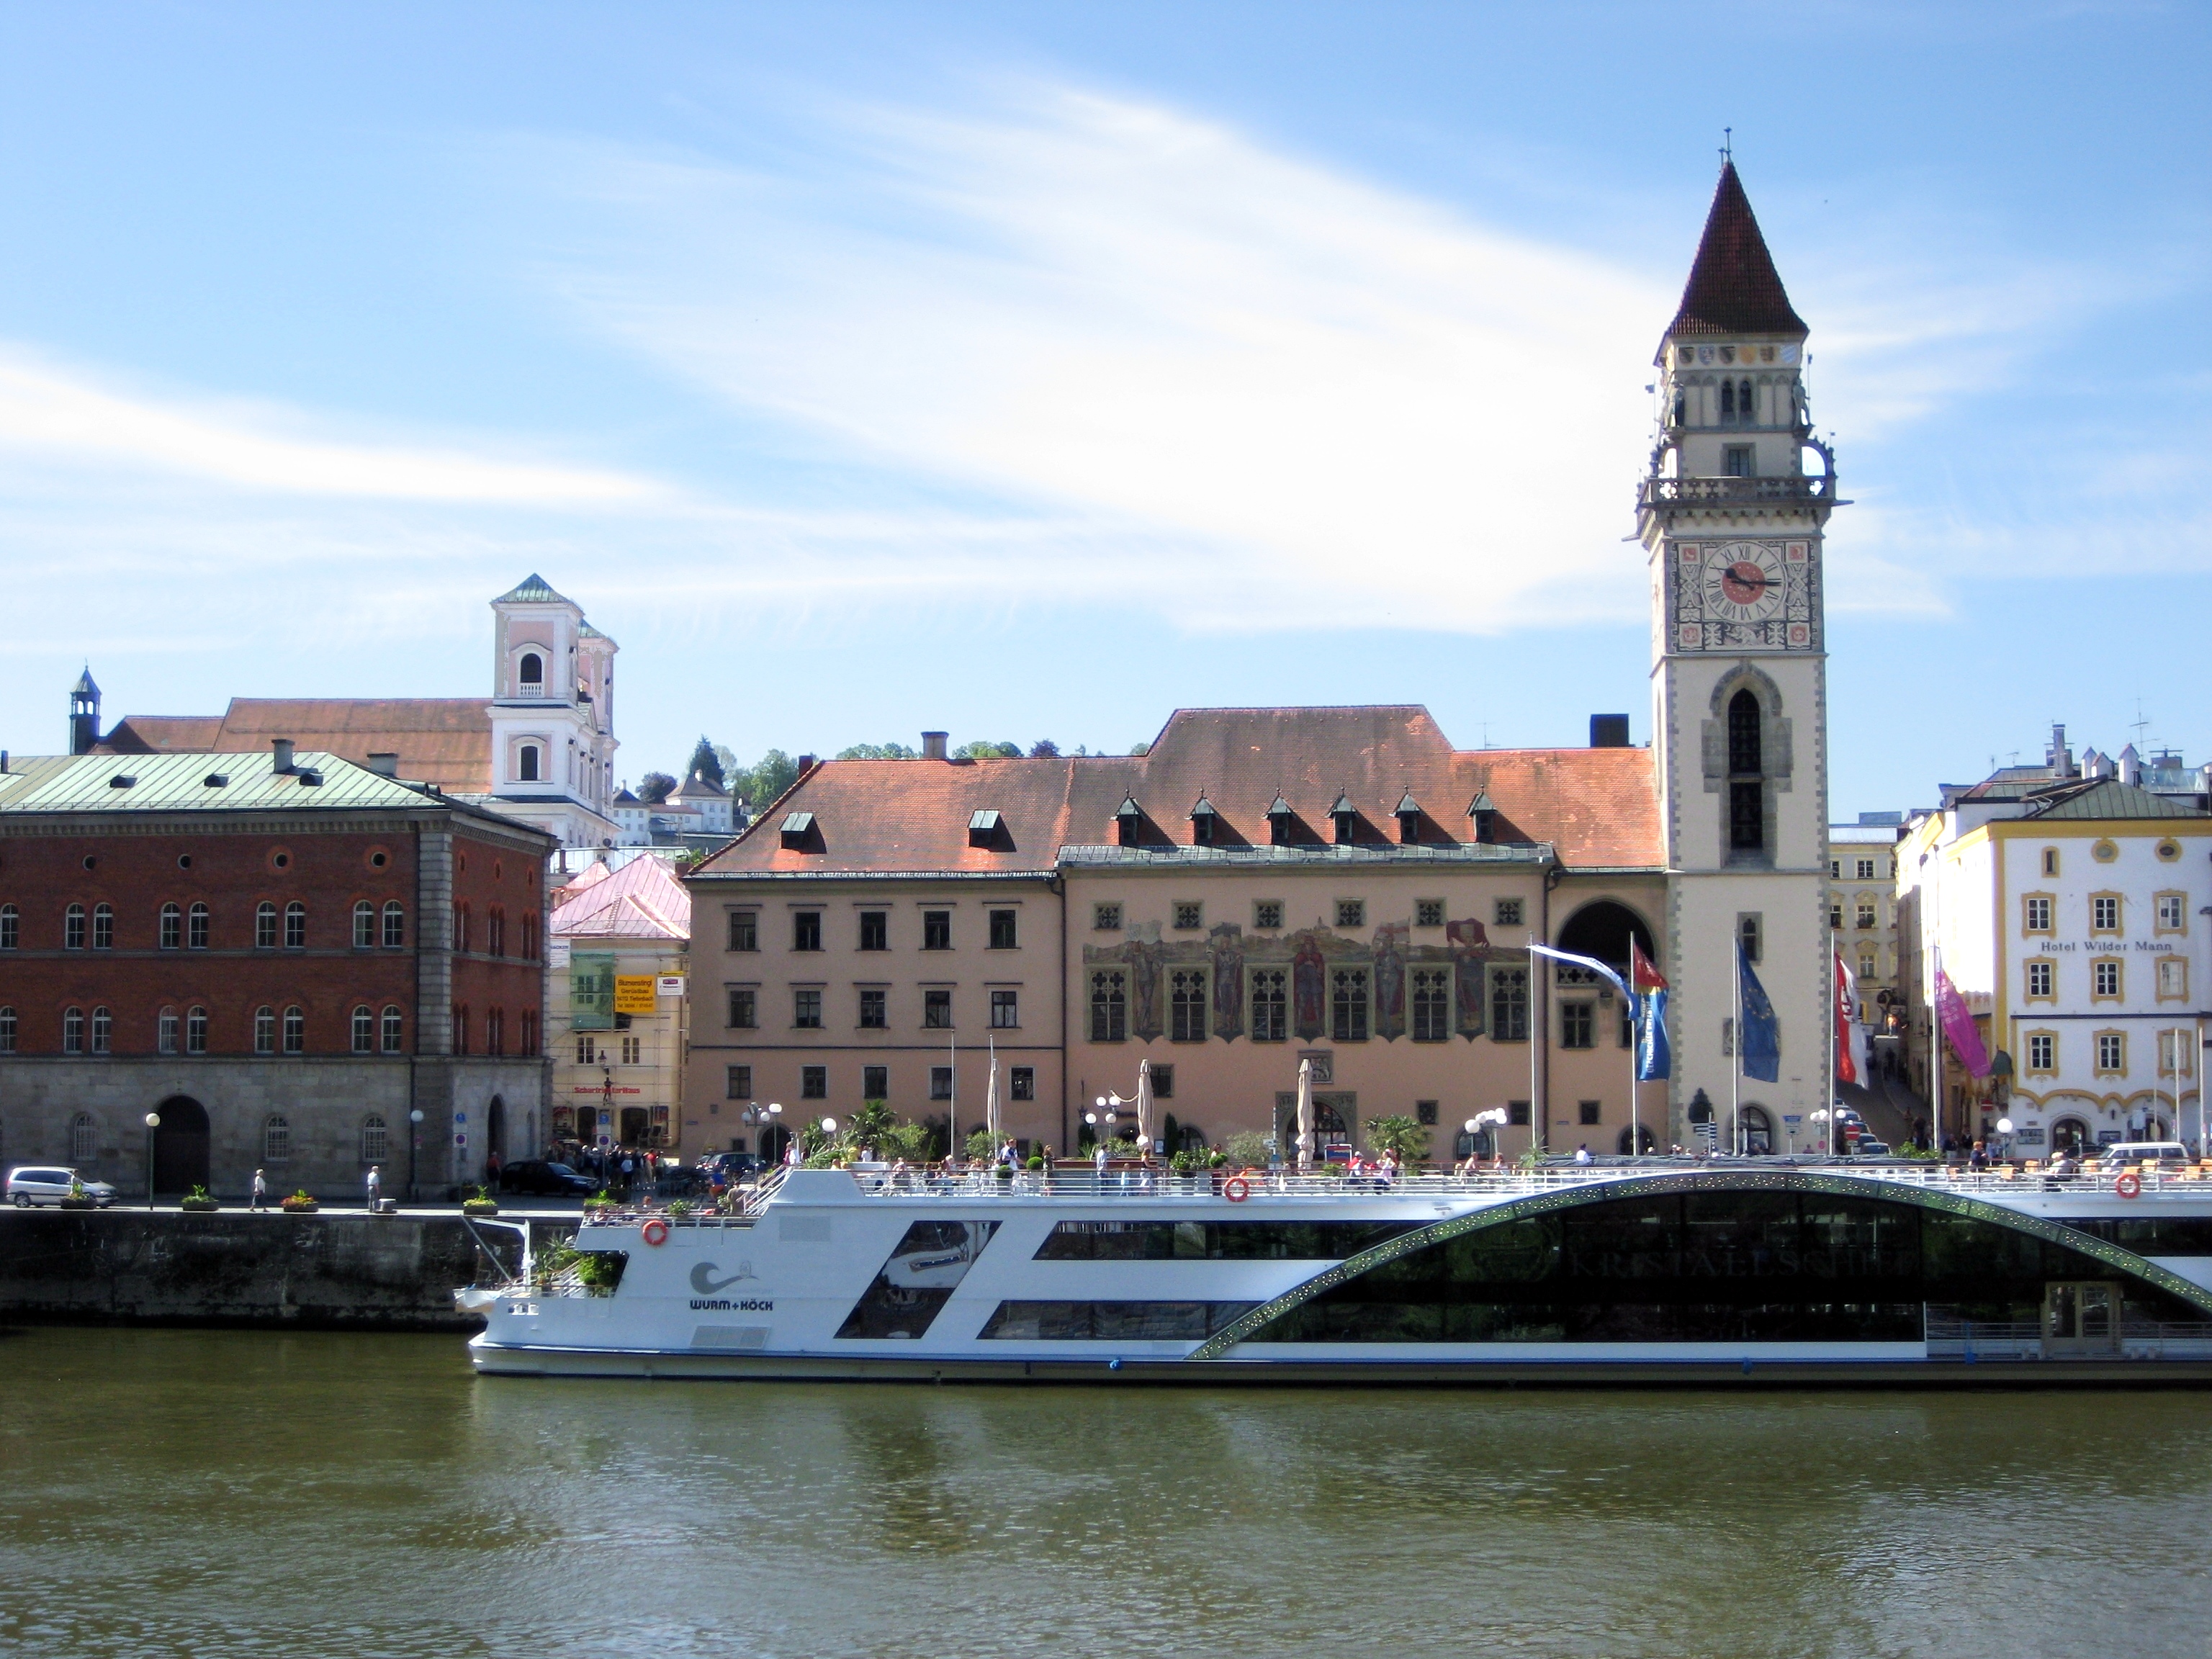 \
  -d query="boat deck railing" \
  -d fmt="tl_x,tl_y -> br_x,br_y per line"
1926,1310 -> 2212,1361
